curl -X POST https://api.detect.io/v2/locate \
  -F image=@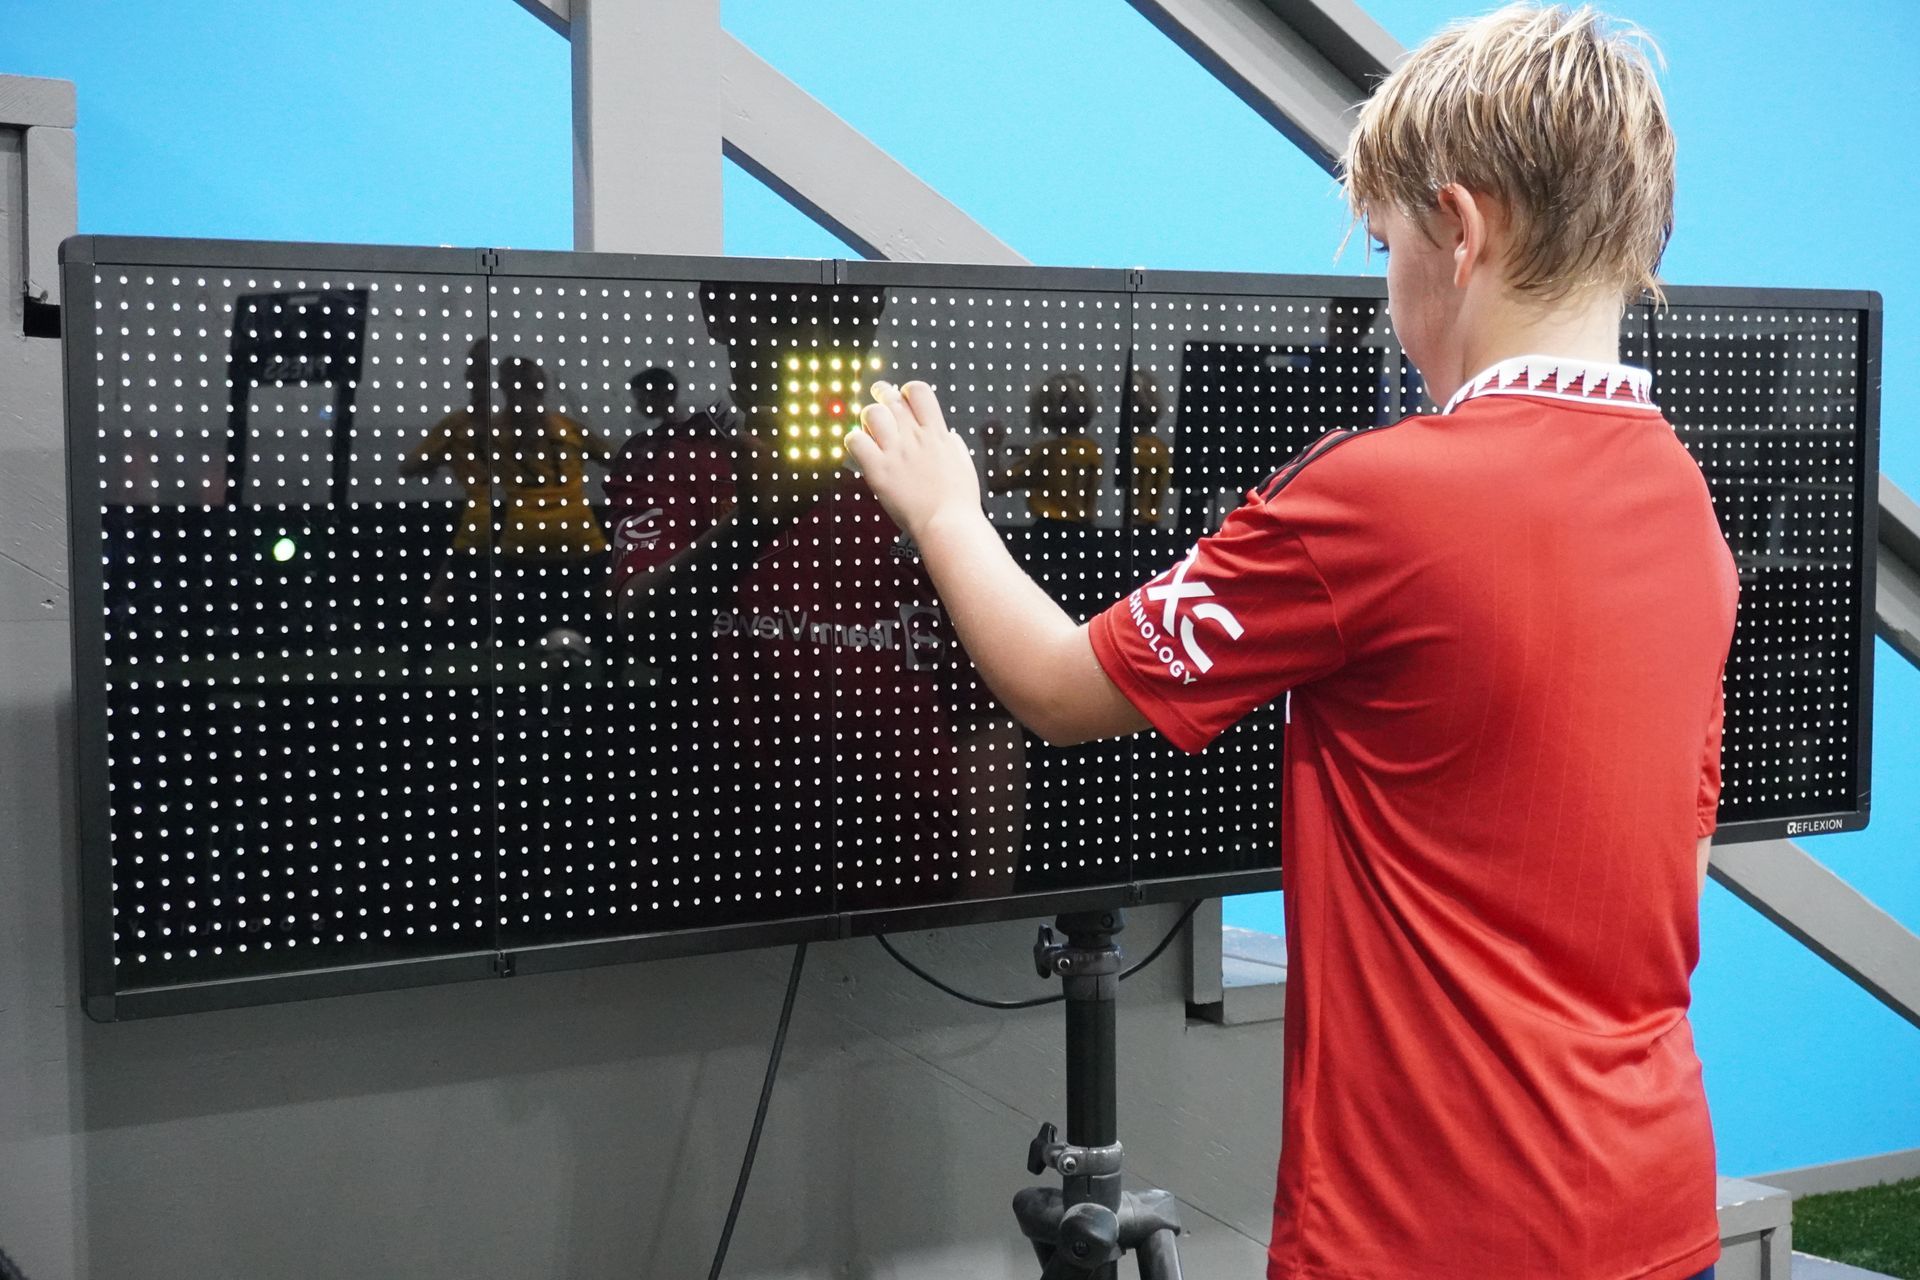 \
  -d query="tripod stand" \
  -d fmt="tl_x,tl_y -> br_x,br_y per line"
1012,909 -> 1185,1280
